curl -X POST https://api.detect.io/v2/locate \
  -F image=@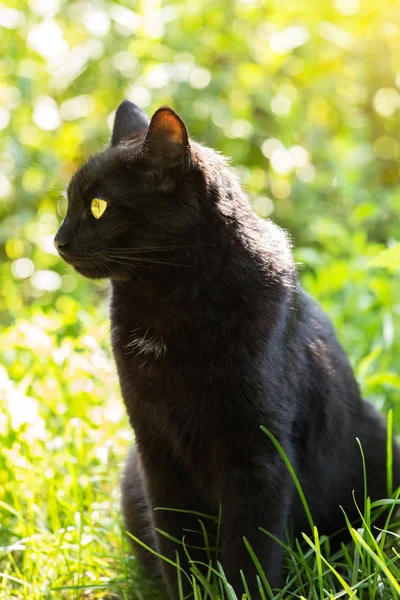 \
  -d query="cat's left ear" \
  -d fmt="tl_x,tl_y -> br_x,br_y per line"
111,100 -> 150,146
142,107 -> 190,170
